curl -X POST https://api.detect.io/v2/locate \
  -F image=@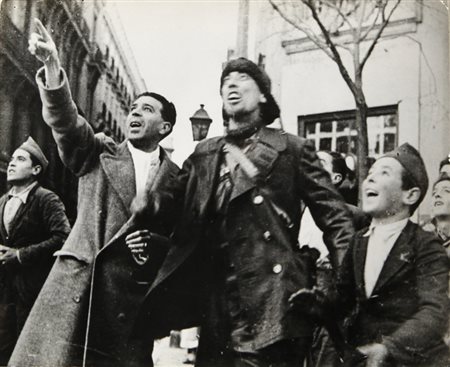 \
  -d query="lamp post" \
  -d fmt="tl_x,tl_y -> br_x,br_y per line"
189,104 -> 212,141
